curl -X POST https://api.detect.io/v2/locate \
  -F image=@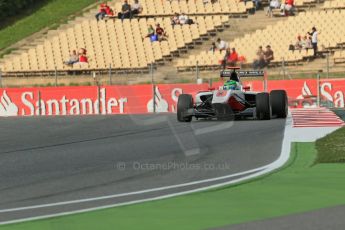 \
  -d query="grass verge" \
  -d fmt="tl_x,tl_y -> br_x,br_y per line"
1,142 -> 345,230
0,0 -> 96,57
316,126 -> 345,163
